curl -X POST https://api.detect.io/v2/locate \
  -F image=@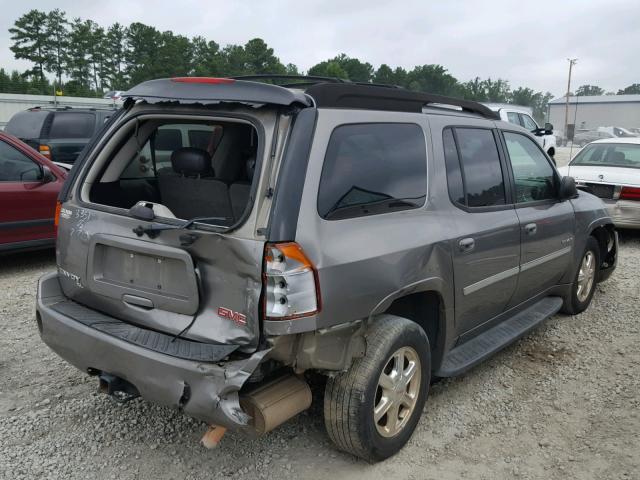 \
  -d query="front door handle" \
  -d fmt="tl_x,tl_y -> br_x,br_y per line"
524,223 -> 538,235
458,237 -> 475,252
